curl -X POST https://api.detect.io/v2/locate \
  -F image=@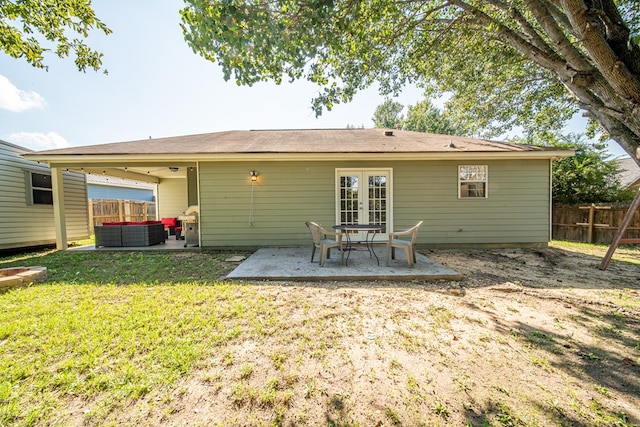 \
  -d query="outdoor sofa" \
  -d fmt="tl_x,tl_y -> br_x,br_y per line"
95,221 -> 165,247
